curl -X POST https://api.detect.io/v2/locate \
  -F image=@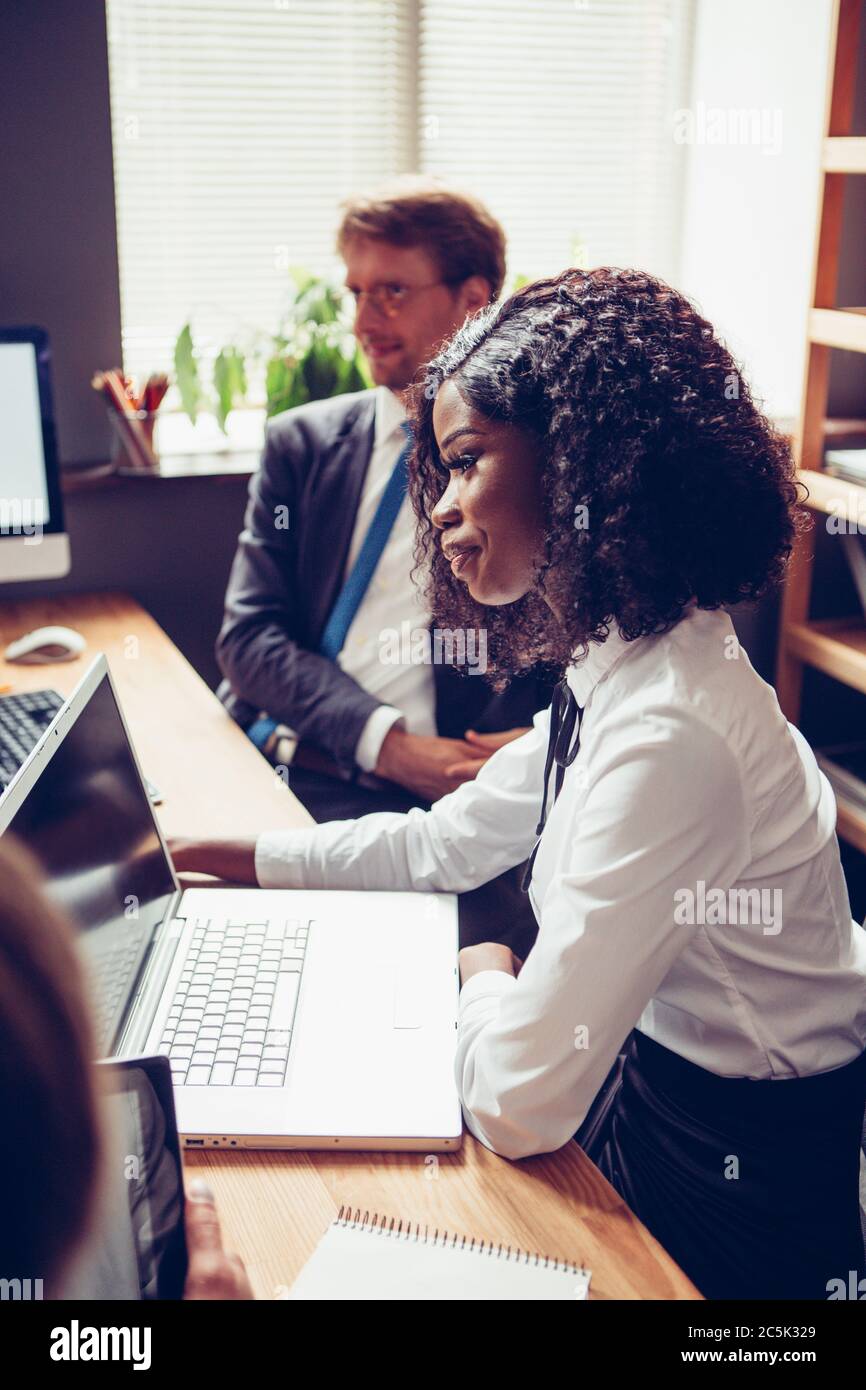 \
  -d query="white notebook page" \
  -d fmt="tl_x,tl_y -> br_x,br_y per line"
288,1216 -> 591,1301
